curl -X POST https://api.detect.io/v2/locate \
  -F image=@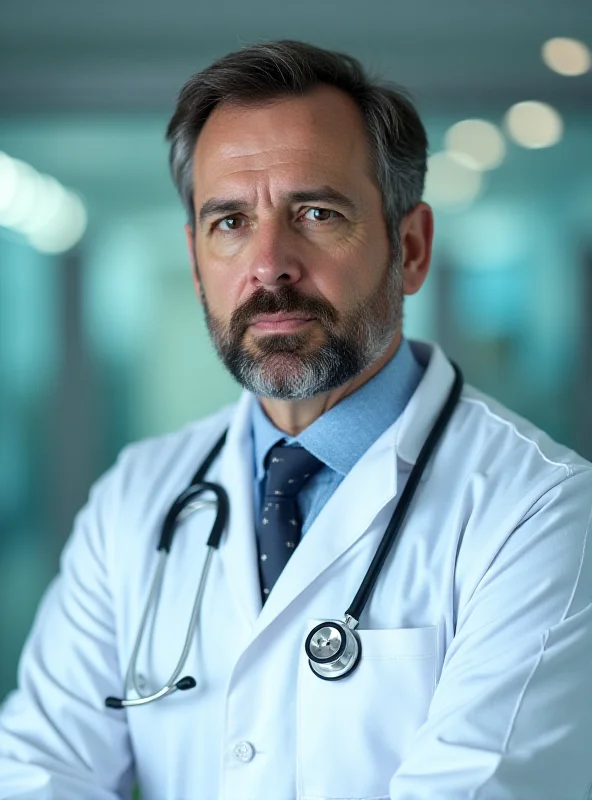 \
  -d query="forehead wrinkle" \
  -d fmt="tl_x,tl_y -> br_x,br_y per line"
211,146 -> 338,177
197,155 -> 349,206
198,147 -> 362,197
202,172 -> 361,206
